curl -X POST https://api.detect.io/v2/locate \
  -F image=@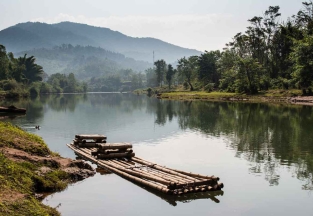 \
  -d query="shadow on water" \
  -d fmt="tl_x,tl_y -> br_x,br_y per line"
0,113 -> 26,120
